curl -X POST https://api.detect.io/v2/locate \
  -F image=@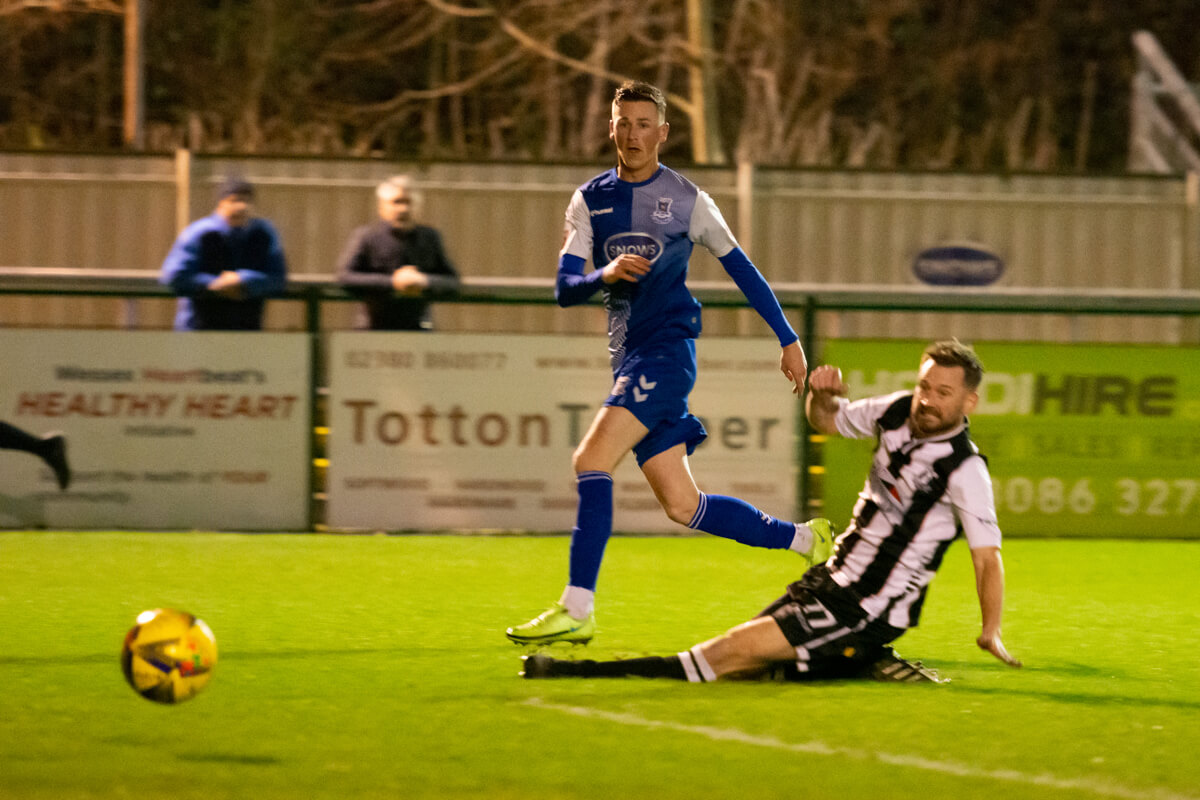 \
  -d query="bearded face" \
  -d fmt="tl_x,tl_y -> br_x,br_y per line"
909,359 -> 978,438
